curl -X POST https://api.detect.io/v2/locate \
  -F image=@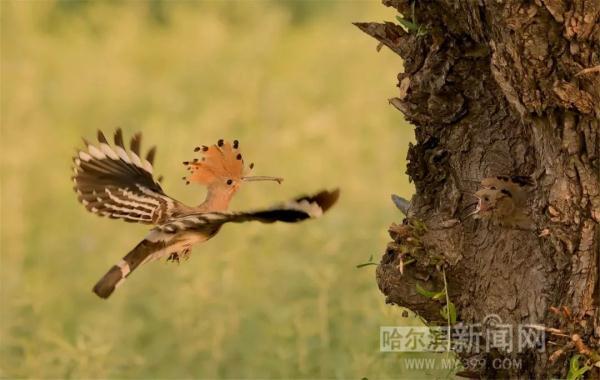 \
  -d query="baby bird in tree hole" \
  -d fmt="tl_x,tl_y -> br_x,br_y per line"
469,175 -> 535,230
